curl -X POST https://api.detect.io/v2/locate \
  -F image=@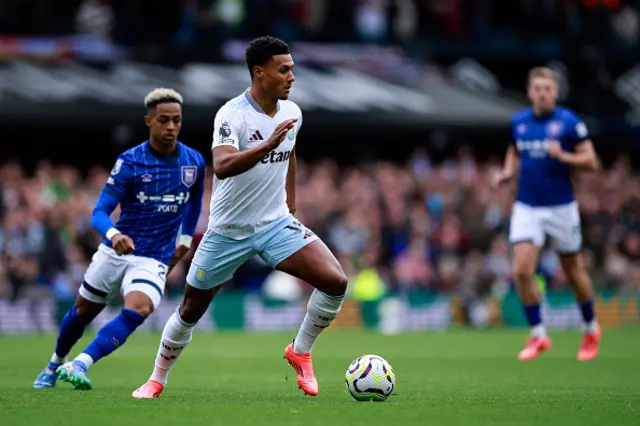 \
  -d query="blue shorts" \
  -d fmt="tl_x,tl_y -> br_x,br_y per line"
187,215 -> 319,289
